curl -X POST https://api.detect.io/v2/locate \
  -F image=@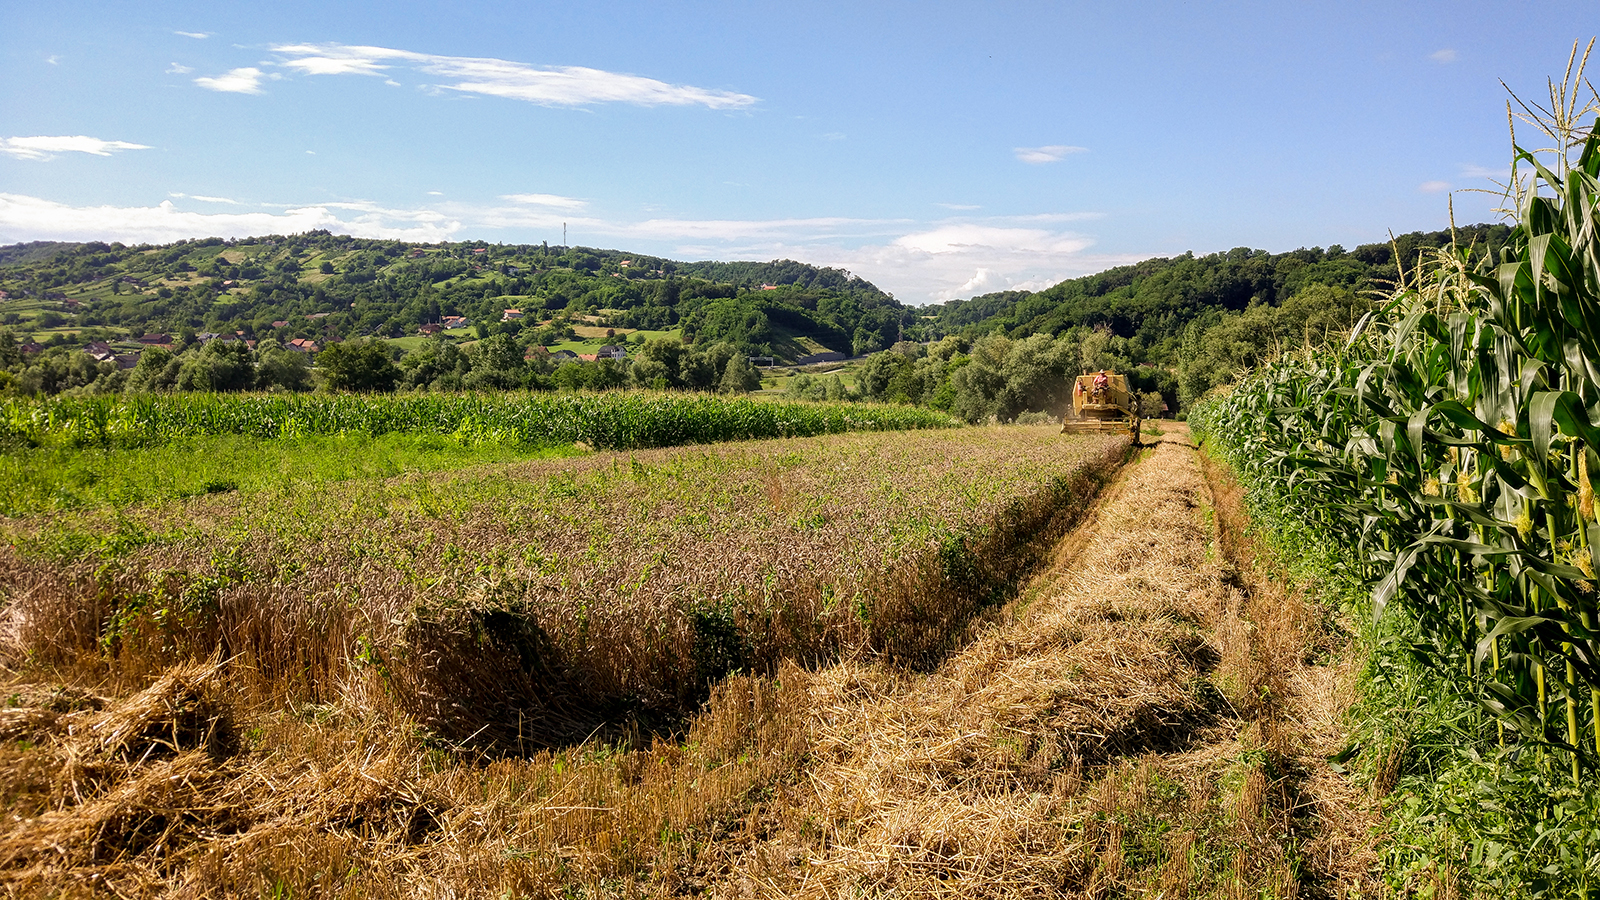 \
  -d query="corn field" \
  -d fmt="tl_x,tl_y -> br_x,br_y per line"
1192,76 -> 1600,777
0,391 -> 957,451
